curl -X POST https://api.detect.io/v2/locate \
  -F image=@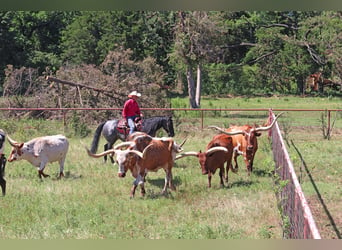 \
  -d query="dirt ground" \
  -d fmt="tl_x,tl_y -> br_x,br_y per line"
307,196 -> 342,239
287,126 -> 342,239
